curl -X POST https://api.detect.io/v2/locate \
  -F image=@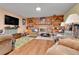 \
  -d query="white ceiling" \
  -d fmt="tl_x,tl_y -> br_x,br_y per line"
0,3 -> 76,18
